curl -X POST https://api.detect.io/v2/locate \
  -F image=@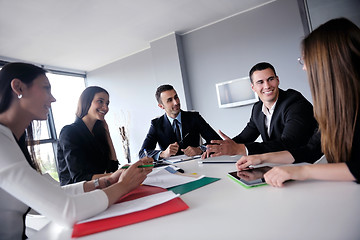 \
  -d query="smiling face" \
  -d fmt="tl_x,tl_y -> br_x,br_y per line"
86,92 -> 109,121
21,74 -> 56,121
158,89 -> 181,118
251,68 -> 280,109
